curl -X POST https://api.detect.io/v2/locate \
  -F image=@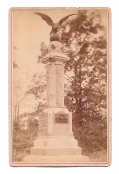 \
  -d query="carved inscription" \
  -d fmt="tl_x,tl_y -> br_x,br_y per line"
47,149 -> 81,155
46,61 -> 56,107
55,111 -> 68,123
56,63 -> 64,107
